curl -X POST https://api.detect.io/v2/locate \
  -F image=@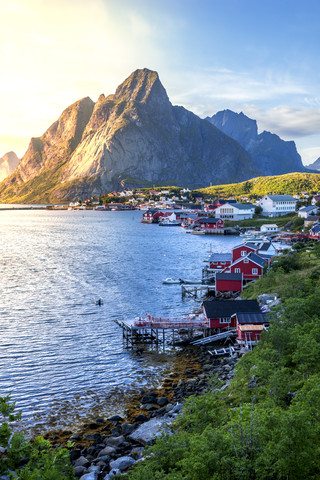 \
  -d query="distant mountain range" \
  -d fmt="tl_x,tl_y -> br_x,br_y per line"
306,157 -> 320,171
0,68 -> 314,203
0,151 -> 19,182
206,110 -> 306,176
